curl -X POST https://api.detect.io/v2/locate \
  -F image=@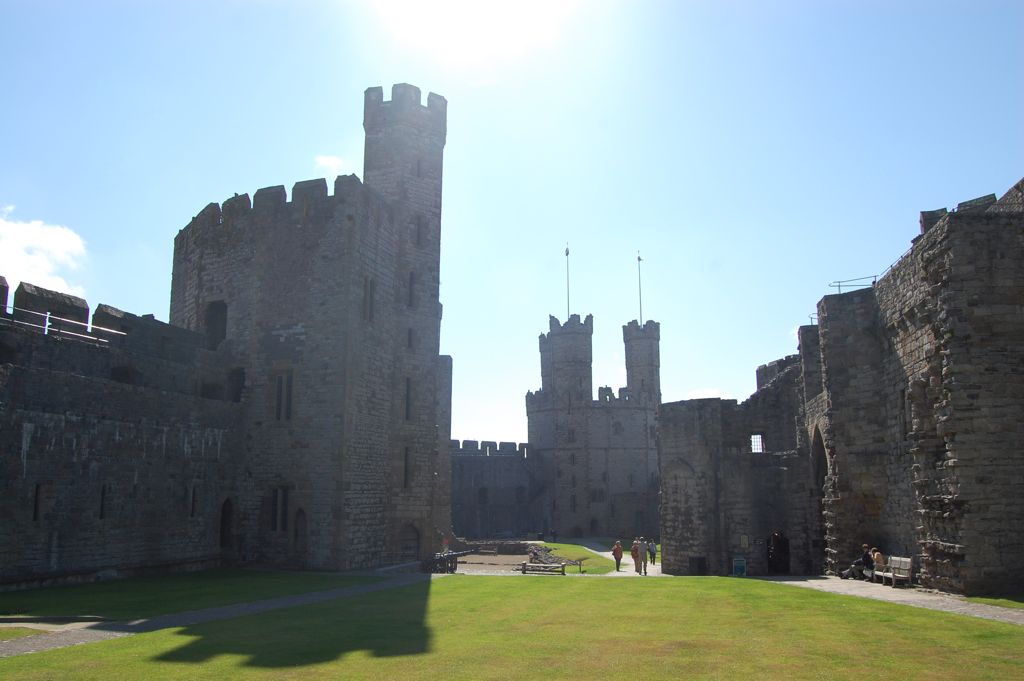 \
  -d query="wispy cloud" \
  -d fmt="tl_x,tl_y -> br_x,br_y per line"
314,155 -> 351,177
0,206 -> 87,305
